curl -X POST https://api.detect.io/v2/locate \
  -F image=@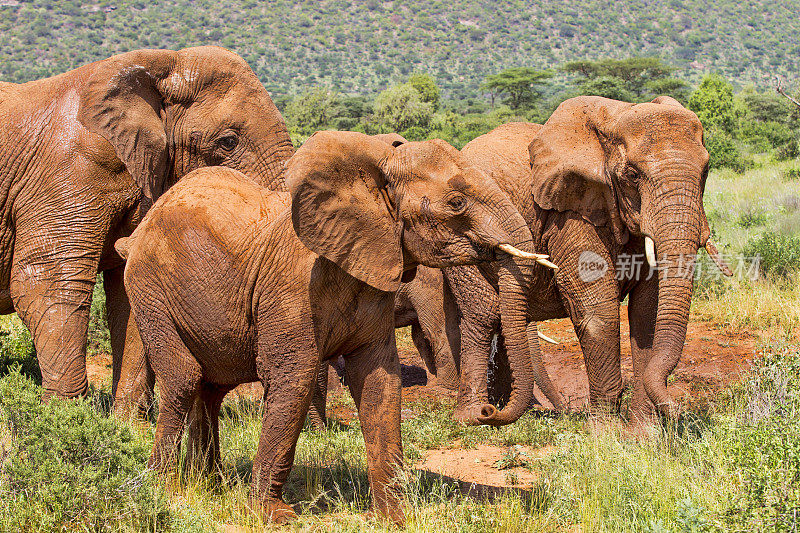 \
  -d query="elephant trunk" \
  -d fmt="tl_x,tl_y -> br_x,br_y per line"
642,197 -> 702,417
476,210 -> 562,426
